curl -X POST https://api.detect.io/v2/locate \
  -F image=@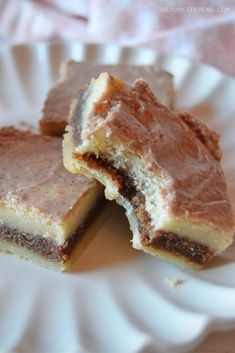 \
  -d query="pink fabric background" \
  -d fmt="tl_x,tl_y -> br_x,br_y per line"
0,0 -> 234,76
